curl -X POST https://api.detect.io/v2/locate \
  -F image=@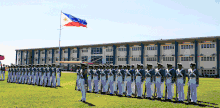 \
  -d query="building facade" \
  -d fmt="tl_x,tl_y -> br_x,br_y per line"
15,36 -> 220,77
